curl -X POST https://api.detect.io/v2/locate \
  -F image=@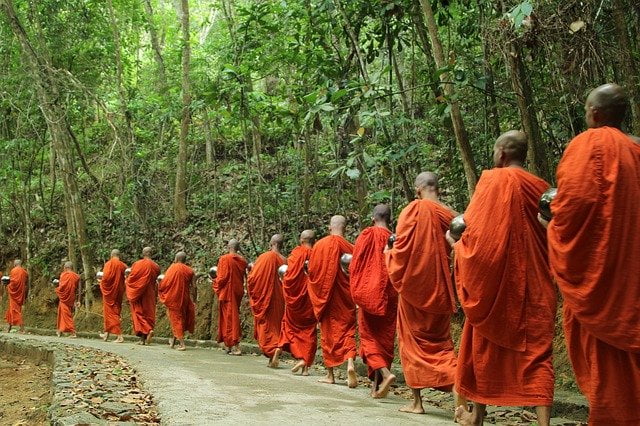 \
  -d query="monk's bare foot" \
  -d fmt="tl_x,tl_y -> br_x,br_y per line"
399,402 -> 425,415
99,332 -> 109,341
69,334 -> 77,338
176,344 -> 186,351
347,365 -> 358,388
56,331 -> 61,337
291,360 -> 305,374
145,330 -> 154,345
169,337 -> 176,349
229,345 -> 242,355
374,373 -> 396,399
454,405 -> 476,426
318,376 -> 335,384
269,348 -> 282,368
113,335 -> 124,343
301,366 -> 309,376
